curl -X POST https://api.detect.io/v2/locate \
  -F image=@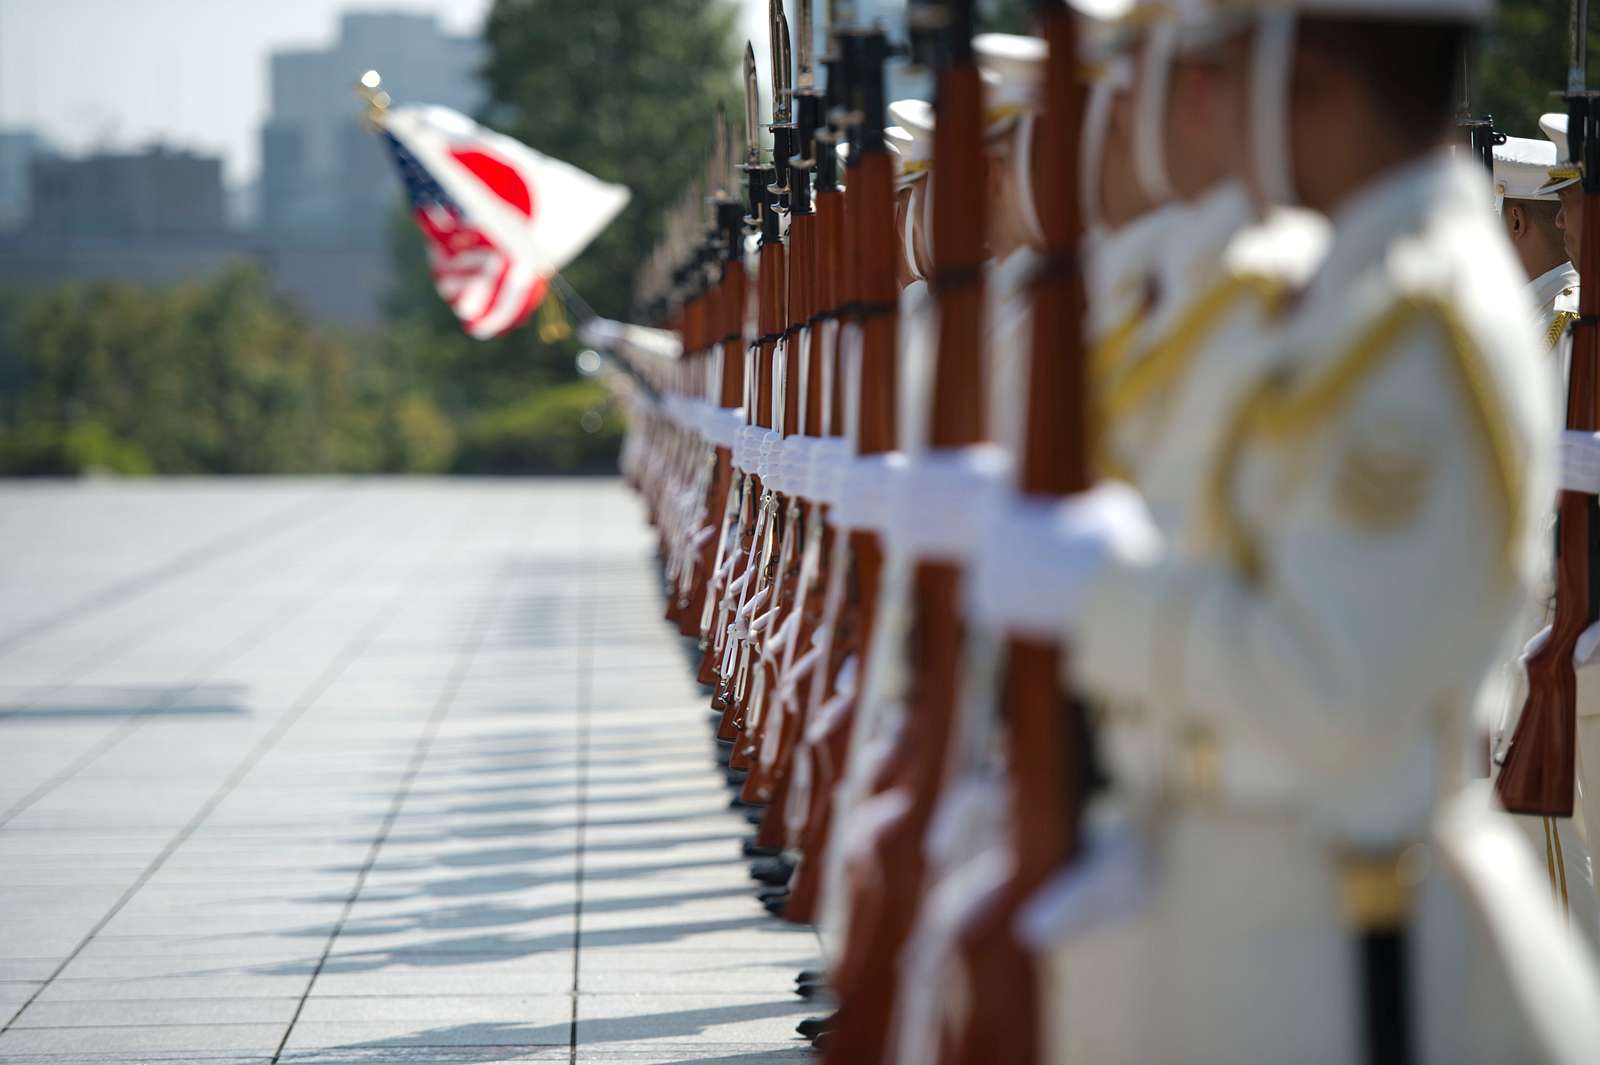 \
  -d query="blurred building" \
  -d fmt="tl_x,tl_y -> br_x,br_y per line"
260,12 -> 485,243
0,144 -> 251,296
28,148 -> 226,239
0,14 -> 485,331
0,131 -> 48,232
